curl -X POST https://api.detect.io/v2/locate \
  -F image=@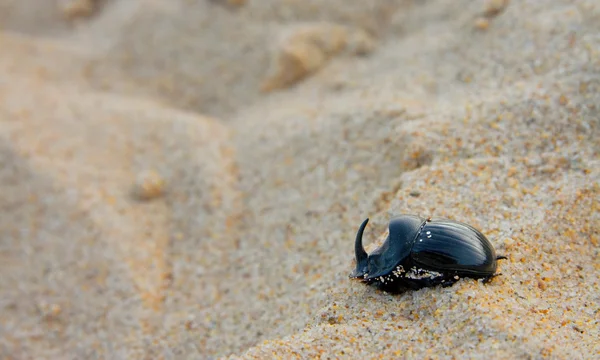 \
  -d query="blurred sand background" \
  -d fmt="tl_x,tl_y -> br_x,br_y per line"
0,0 -> 598,358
